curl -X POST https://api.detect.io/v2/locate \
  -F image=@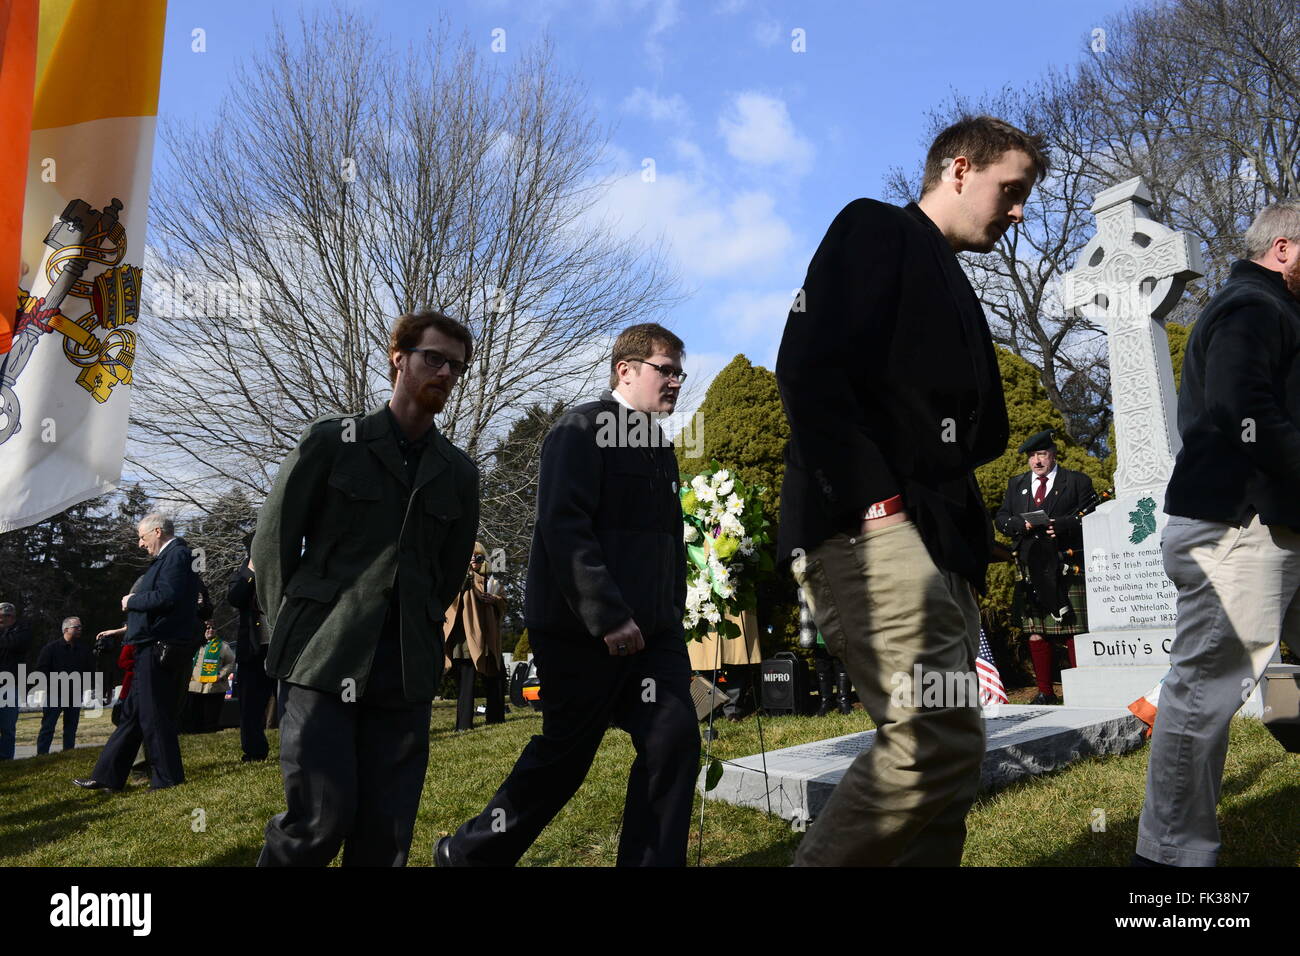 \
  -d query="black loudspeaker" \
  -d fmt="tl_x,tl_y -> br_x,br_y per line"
760,651 -> 812,715
509,660 -> 531,709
